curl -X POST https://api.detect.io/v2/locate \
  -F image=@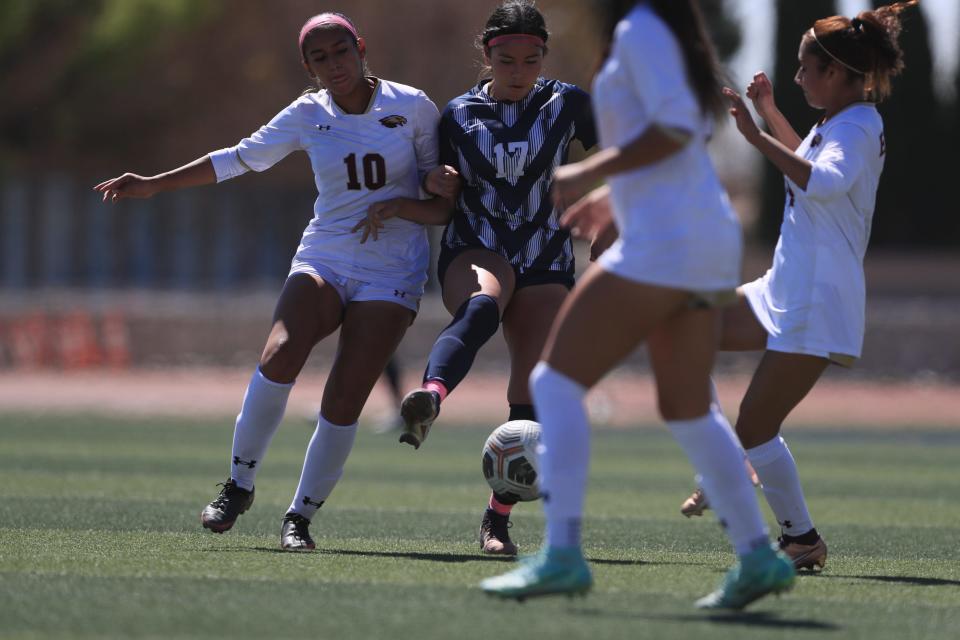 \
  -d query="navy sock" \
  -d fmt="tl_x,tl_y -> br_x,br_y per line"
508,404 -> 537,421
423,294 -> 500,395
